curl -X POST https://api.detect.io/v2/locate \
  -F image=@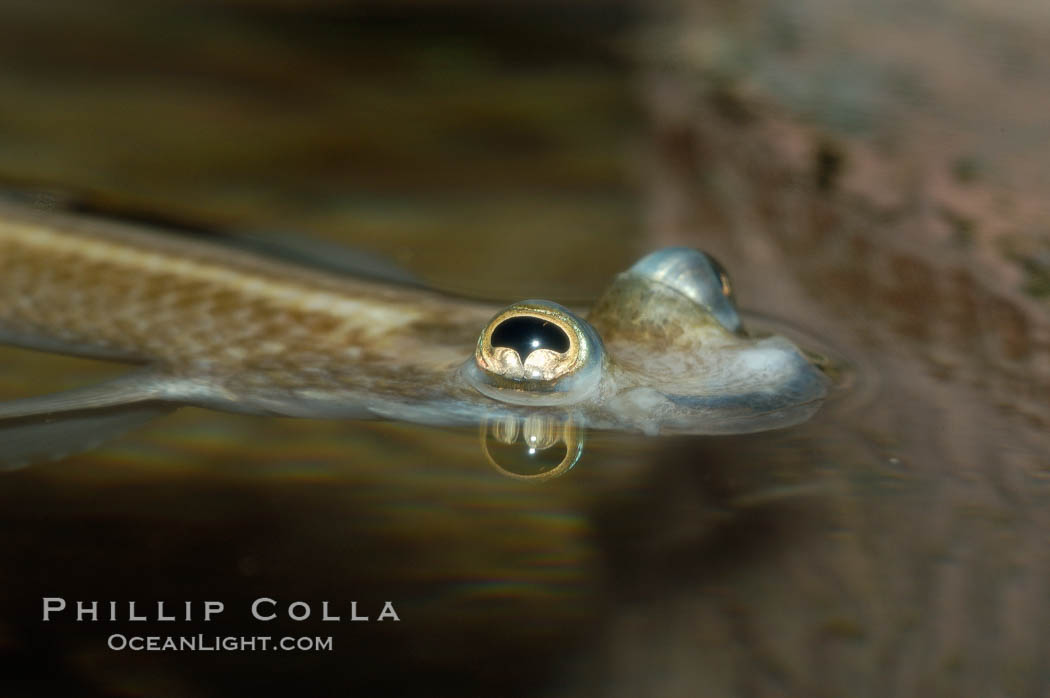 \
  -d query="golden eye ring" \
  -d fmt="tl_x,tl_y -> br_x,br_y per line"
479,304 -> 580,384
463,300 -> 604,406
